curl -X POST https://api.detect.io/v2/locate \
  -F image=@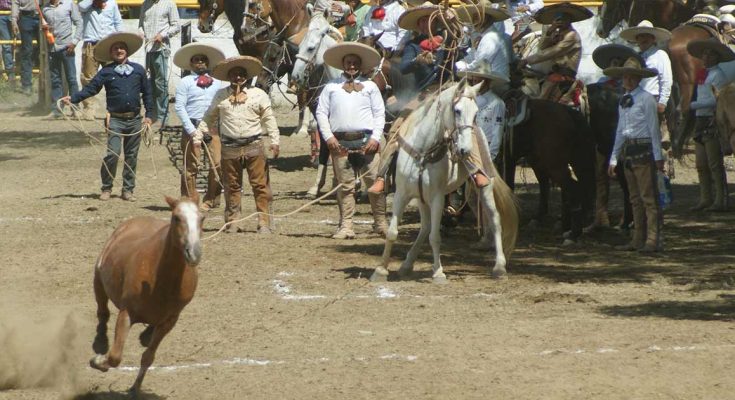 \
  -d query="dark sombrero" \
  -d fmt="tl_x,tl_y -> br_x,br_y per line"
687,37 -> 735,62
603,56 -> 658,78
592,44 -> 644,69
533,2 -> 592,24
